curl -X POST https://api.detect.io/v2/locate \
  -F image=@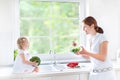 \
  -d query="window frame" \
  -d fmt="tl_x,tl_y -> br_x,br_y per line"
15,0 -> 87,63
